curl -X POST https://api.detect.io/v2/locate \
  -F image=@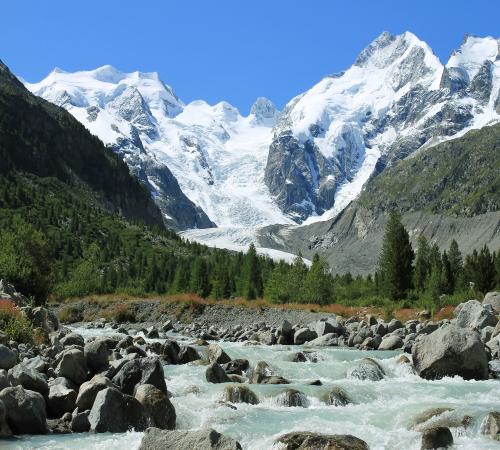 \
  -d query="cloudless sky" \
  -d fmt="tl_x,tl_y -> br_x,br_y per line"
1,0 -> 499,113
